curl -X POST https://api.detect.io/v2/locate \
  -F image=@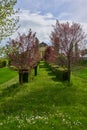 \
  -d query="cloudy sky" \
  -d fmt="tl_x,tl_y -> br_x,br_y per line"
2,0 -> 87,45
